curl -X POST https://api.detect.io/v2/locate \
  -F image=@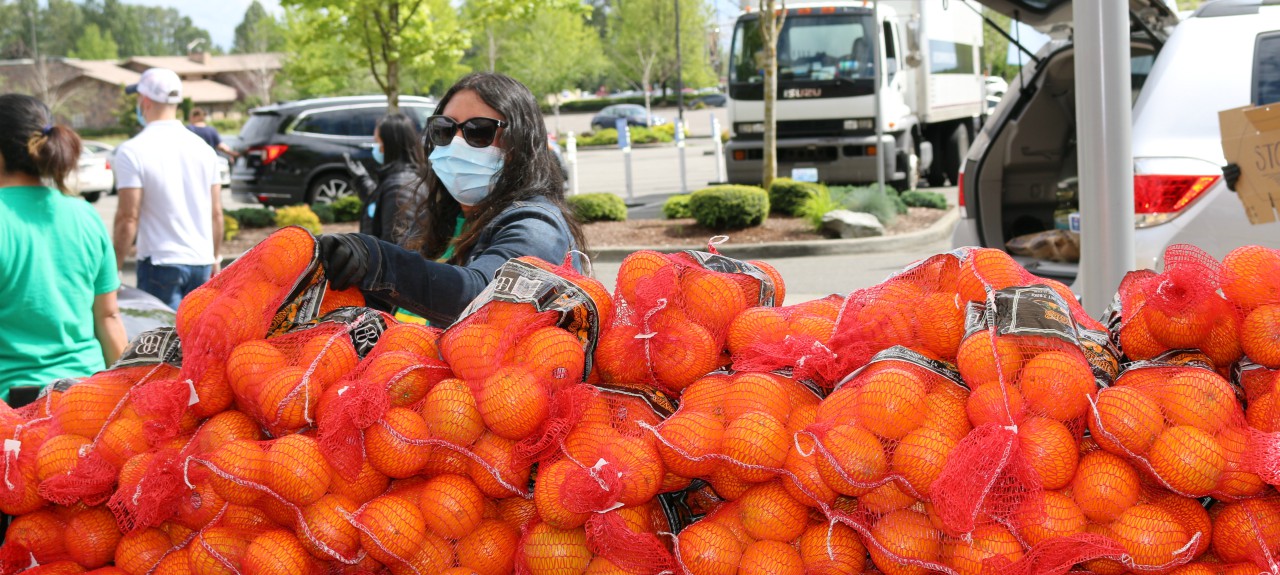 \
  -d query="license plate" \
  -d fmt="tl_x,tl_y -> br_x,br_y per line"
791,167 -> 819,182
1069,212 -> 1081,233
